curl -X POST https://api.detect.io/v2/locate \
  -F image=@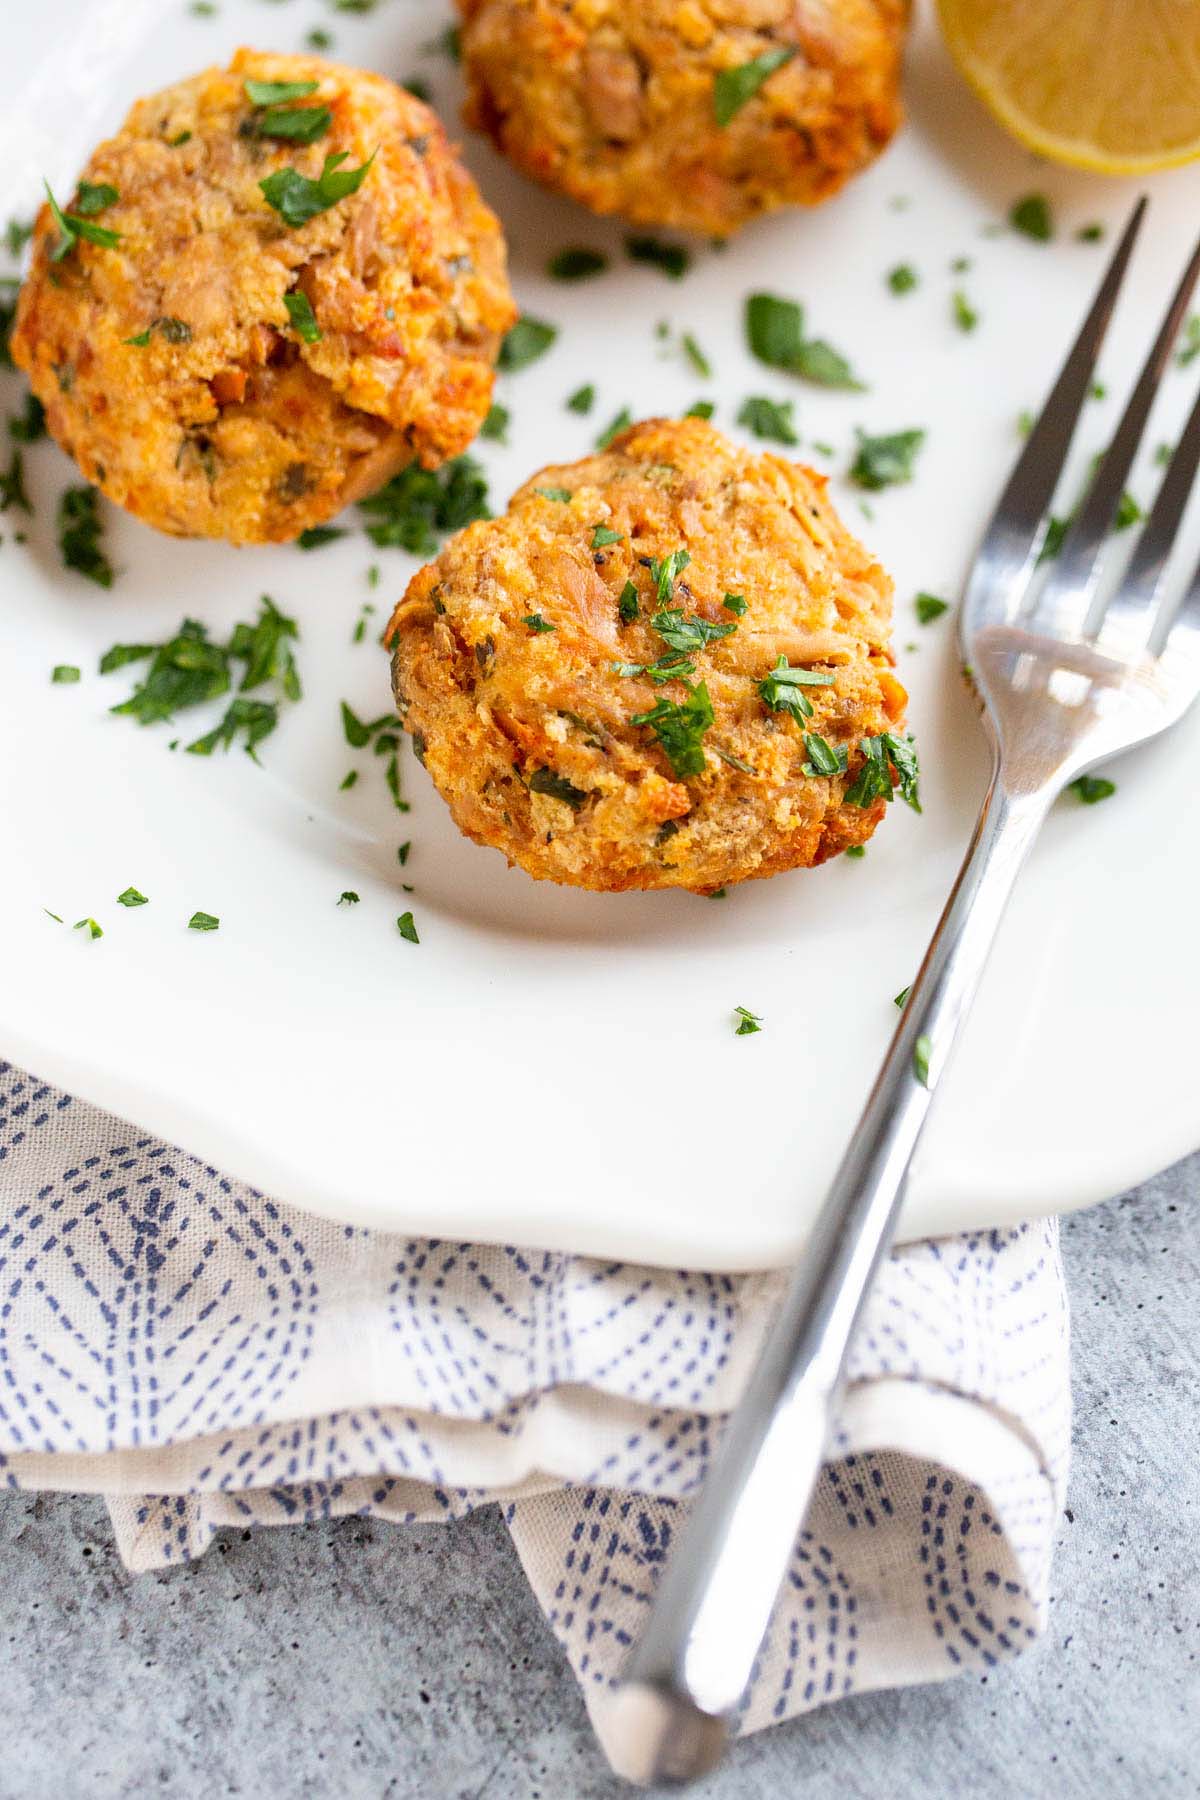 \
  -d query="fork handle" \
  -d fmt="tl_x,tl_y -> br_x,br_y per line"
609,770 -> 1052,1788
